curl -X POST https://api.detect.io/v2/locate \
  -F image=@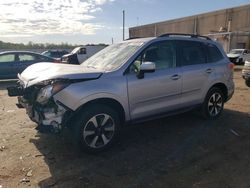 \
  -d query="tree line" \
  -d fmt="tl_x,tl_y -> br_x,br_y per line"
0,41 -> 108,50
